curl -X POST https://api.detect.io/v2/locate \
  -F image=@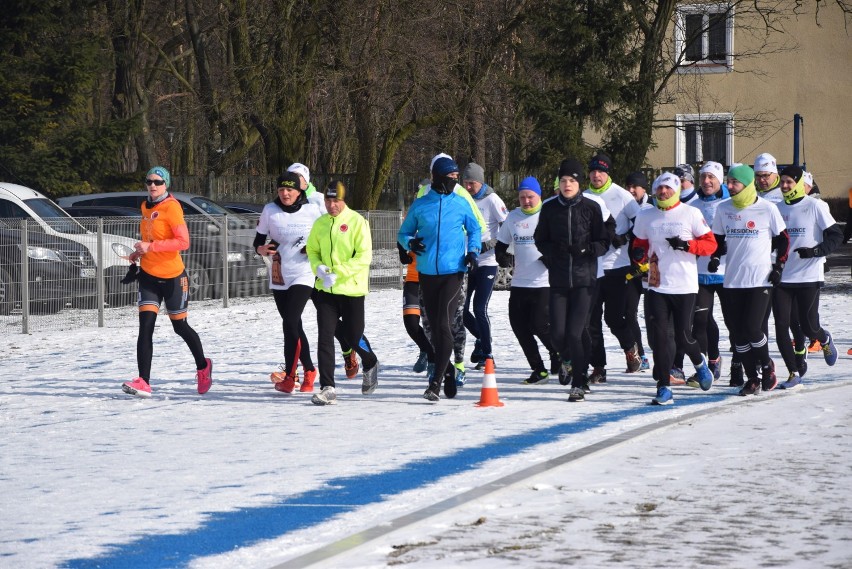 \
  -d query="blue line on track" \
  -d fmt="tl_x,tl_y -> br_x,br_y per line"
62,393 -> 729,569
